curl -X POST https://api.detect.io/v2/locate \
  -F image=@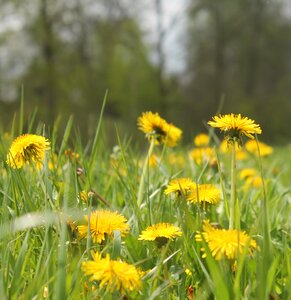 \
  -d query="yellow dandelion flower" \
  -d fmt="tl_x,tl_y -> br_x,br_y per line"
149,154 -> 158,168
137,111 -> 182,147
167,152 -> 185,167
79,190 -> 88,203
48,153 -> 58,171
239,168 -> 263,189
245,176 -> 263,189
82,252 -> 142,294
7,134 -> 50,169
189,147 -> 216,165
239,168 -> 257,180
166,123 -> 183,147
219,140 -> 247,160
43,286 -> 49,298
208,113 -> 262,142
137,111 -> 167,139
245,140 -> 273,157
185,268 -> 193,276
186,184 -> 221,205
195,220 -> 257,260
236,150 -> 248,160
219,139 -> 231,153
77,210 -> 129,244
138,223 -> 182,242
164,178 -> 196,196
193,133 -> 209,147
